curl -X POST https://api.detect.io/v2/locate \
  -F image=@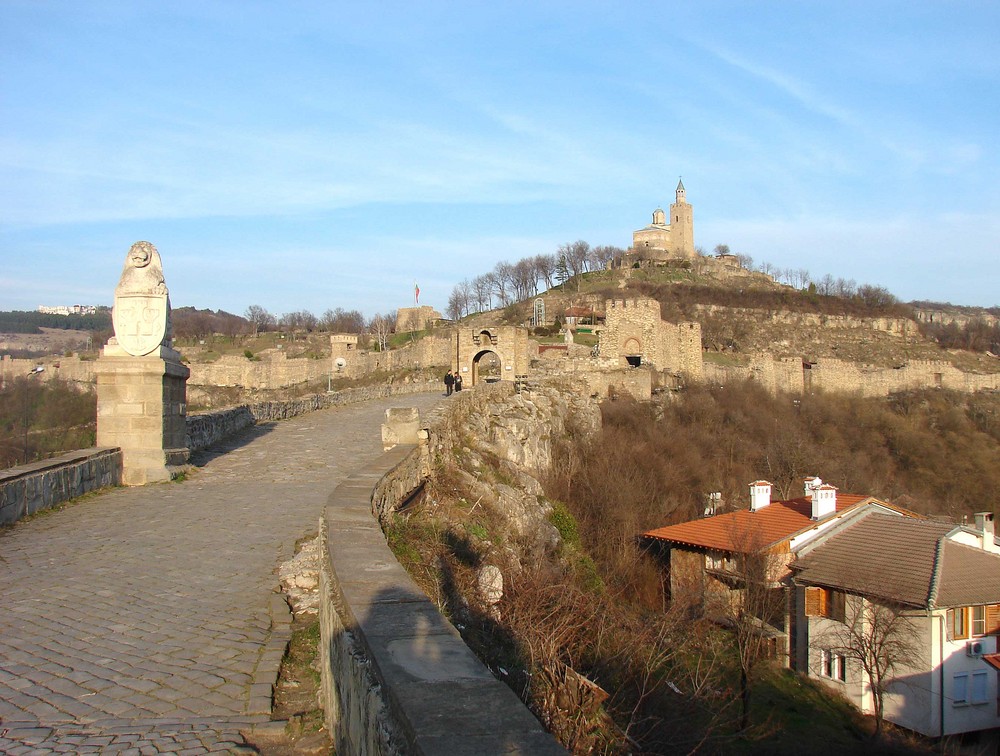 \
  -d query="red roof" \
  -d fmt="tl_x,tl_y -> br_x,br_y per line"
564,306 -> 595,317
641,494 -> 872,553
